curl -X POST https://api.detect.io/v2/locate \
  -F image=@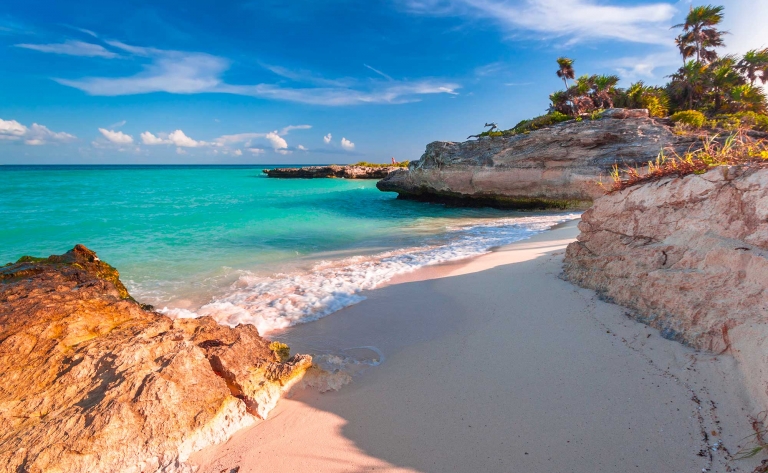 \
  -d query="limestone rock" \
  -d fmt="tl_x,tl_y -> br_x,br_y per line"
563,166 -> 768,409
264,165 -> 399,179
0,245 -> 311,473
377,111 -> 698,209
